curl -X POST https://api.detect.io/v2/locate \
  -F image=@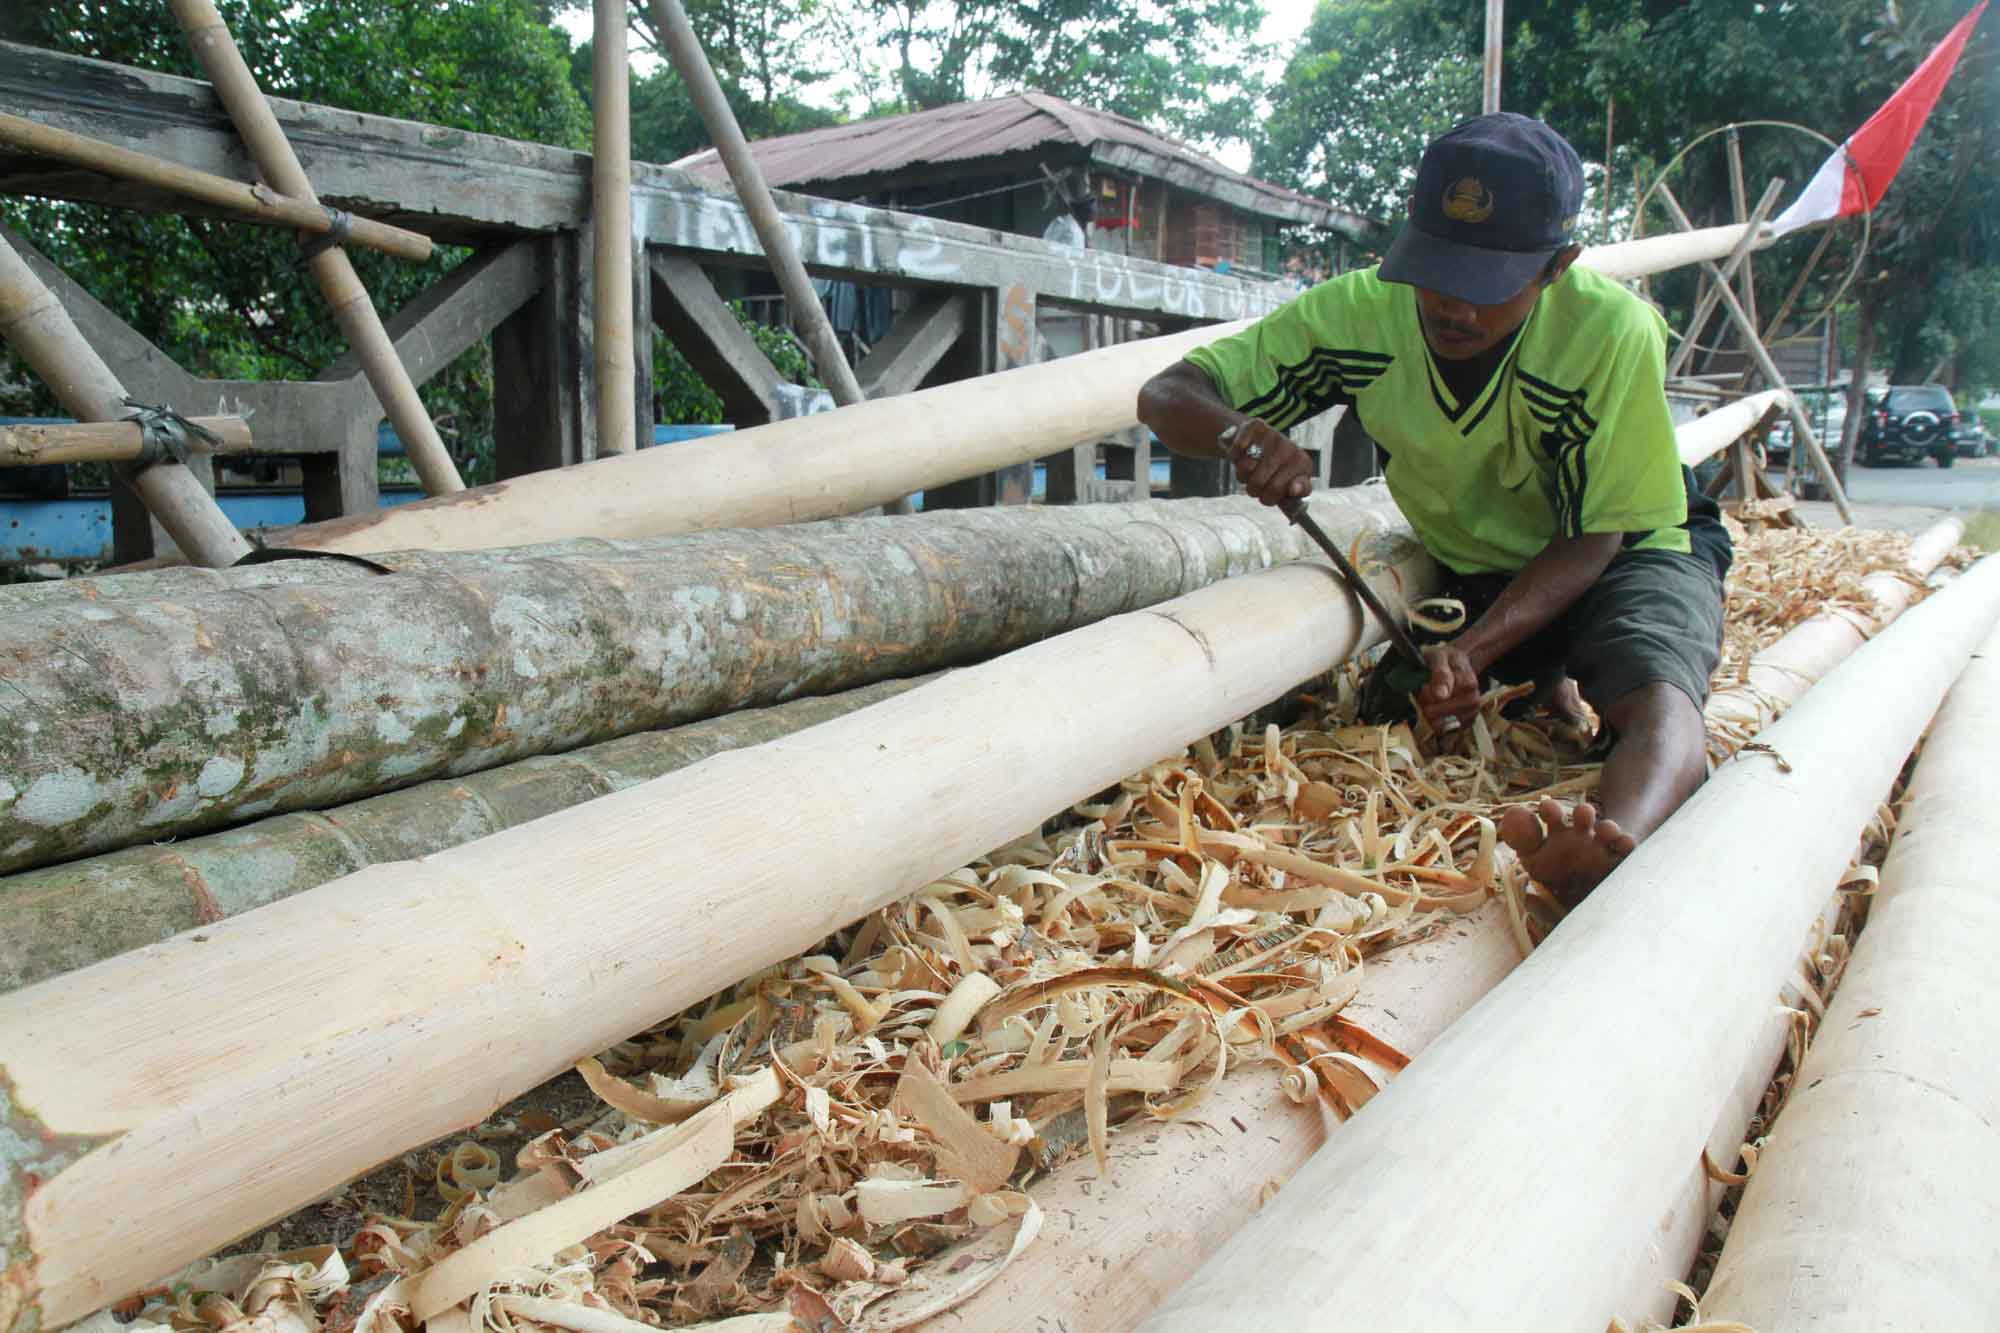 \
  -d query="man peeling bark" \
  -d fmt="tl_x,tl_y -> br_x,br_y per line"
1139,114 -> 1730,905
